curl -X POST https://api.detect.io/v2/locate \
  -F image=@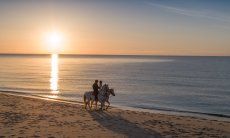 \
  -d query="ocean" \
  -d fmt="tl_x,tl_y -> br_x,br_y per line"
0,54 -> 229,118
